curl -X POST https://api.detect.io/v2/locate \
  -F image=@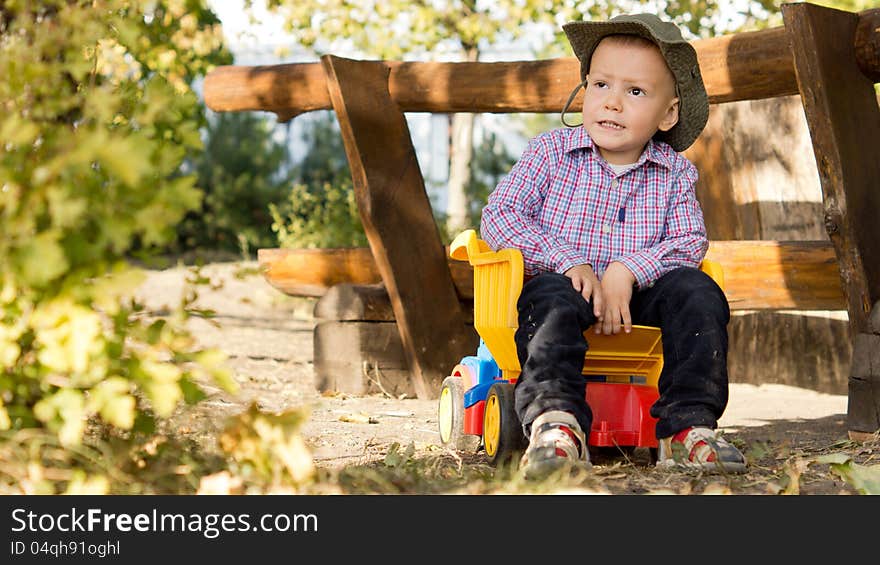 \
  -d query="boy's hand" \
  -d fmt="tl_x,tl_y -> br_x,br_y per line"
596,262 -> 636,335
564,263 -> 604,321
